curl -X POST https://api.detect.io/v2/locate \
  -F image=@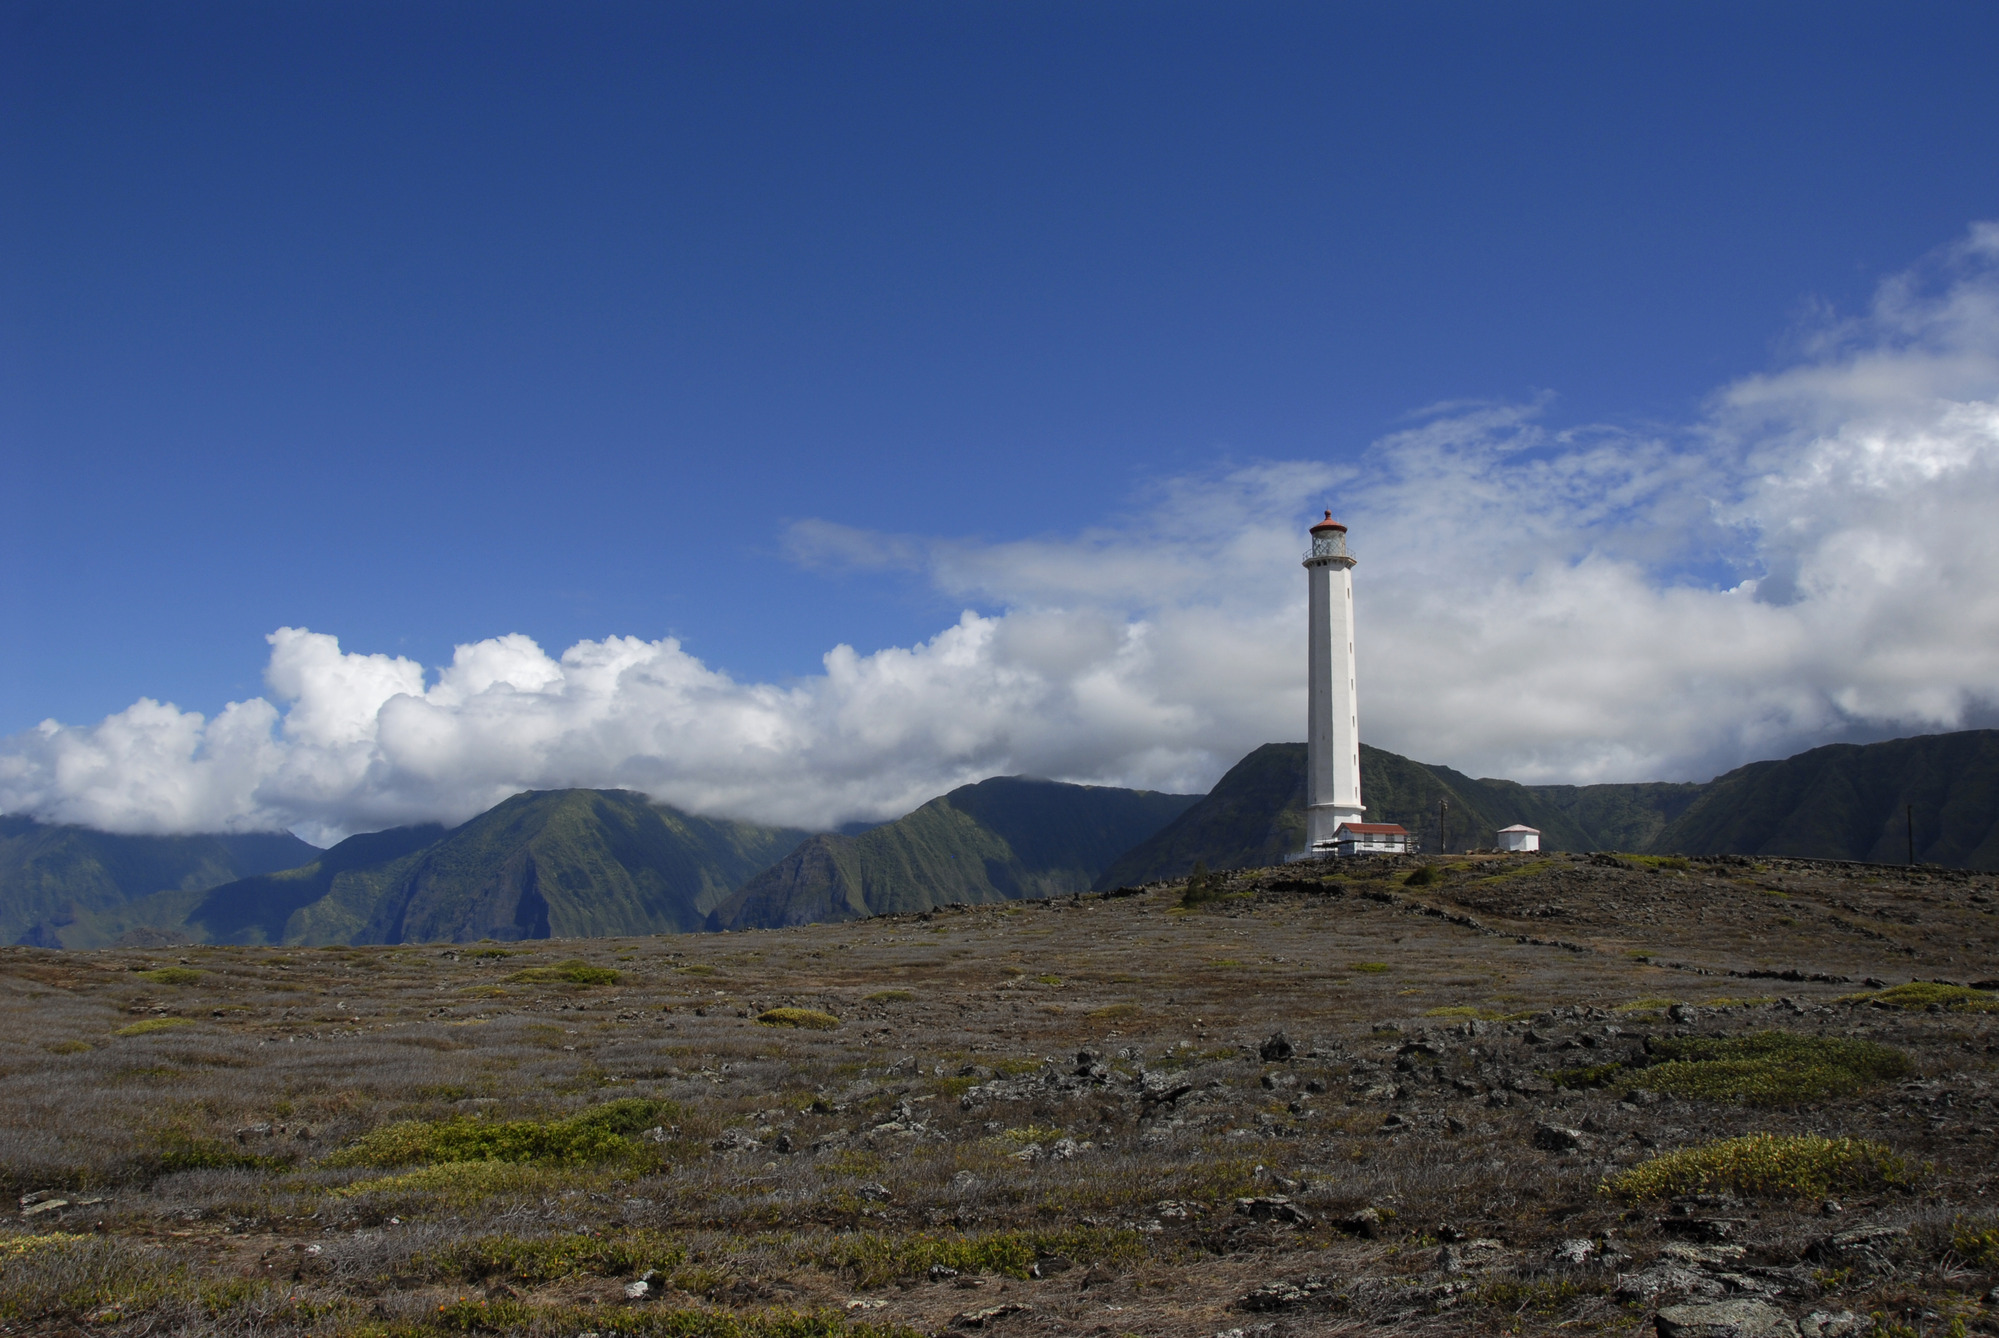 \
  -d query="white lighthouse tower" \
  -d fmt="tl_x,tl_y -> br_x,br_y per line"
1305,512 -> 1366,853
